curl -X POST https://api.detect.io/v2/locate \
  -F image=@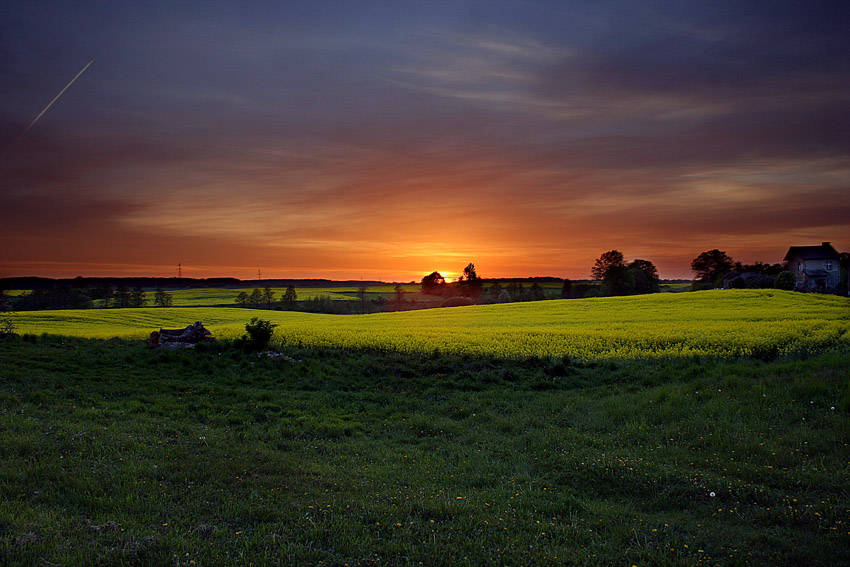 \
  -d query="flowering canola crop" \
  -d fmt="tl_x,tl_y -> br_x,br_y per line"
9,290 -> 849,360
